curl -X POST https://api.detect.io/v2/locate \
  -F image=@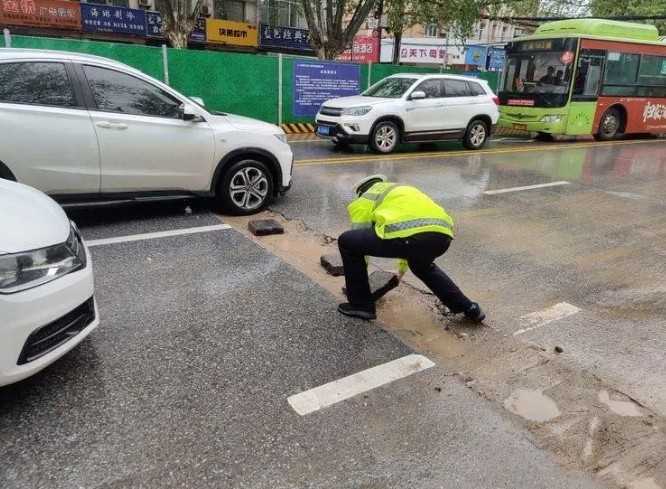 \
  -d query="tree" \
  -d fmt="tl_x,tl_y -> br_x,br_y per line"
384,0 -> 488,65
590,0 -> 665,34
156,0 -> 204,48
383,0 -> 418,64
300,0 -> 379,59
